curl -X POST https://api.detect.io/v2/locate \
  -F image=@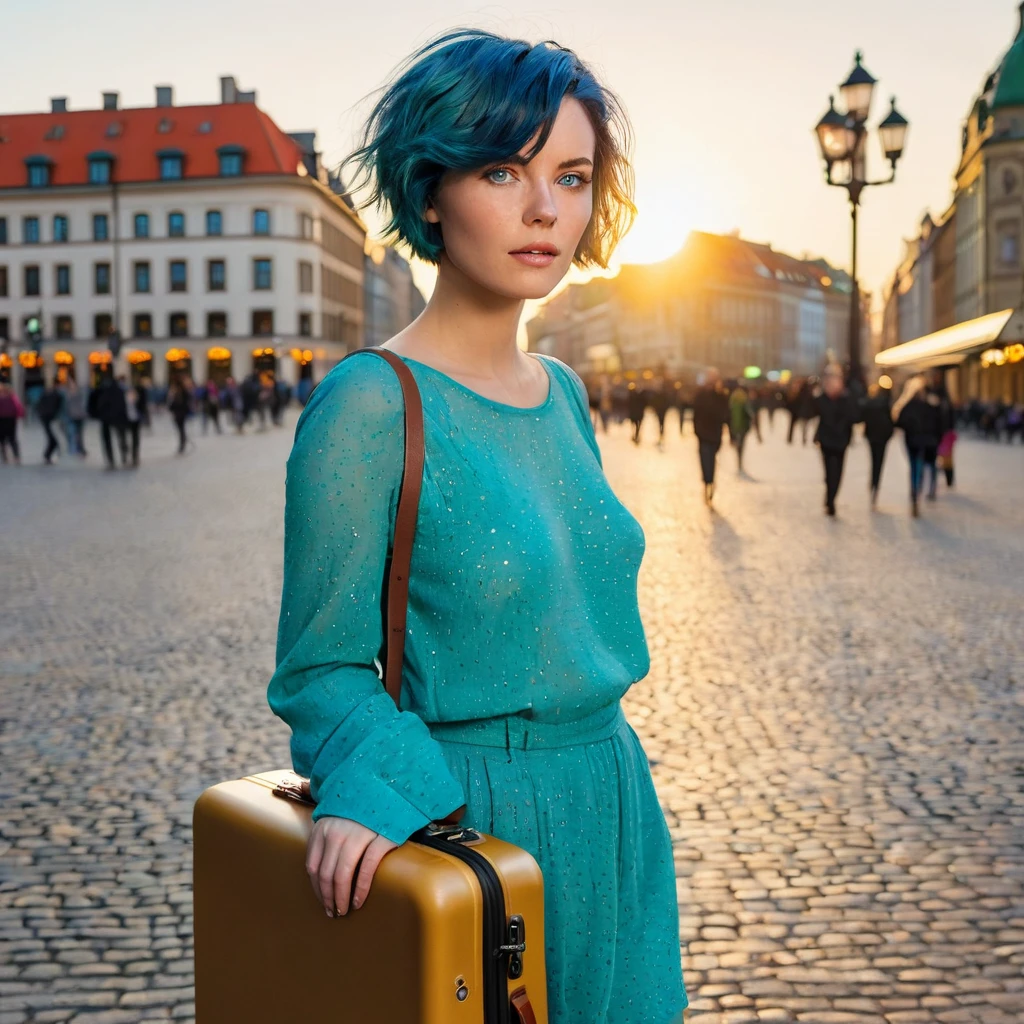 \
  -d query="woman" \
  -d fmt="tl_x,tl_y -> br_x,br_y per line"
861,381 -> 894,505
267,30 -> 686,1024
892,375 -> 940,517
692,369 -> 729,505
728,381 -> 758,474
